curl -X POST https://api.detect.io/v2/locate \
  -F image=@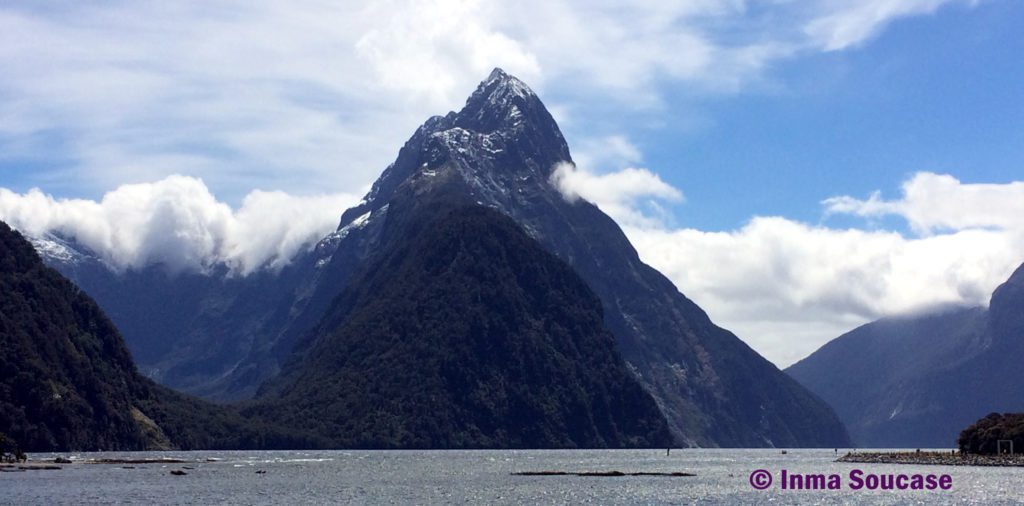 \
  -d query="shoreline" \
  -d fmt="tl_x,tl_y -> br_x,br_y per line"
837,451 -> 1024,467
0,463 -> 63,472
512,471 -> 695,477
